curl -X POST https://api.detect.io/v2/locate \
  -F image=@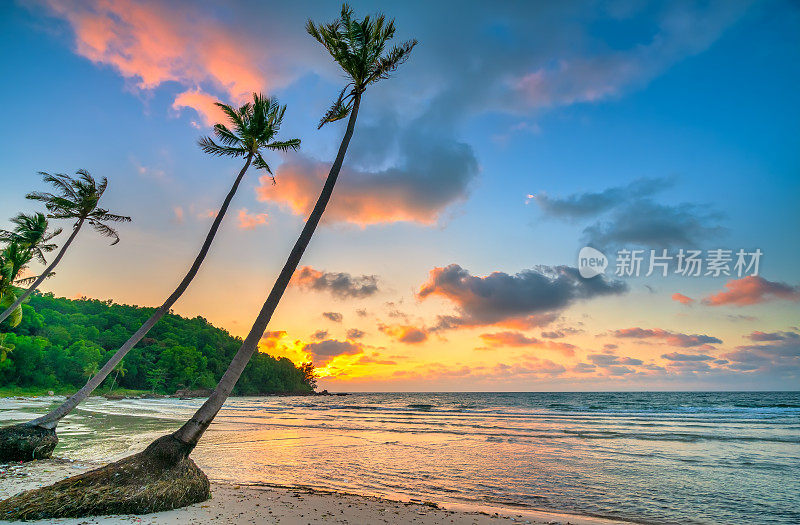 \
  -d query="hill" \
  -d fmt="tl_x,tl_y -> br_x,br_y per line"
0,293 -> 315,396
